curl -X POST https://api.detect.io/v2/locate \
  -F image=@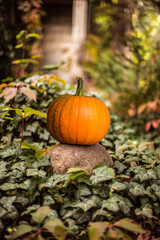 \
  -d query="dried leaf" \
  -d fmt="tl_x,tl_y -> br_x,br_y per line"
1,87 -> 17,102
145,122 -> 151,132
20,87 -> 37,102
114,218 -> 145,233
151,120 -> 160,129
88,222 -> 110,240
138,103 -> 147,115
